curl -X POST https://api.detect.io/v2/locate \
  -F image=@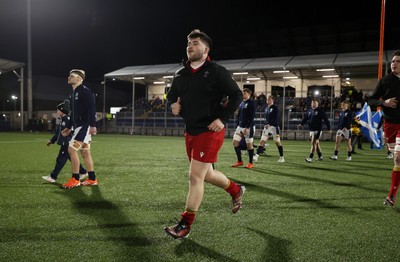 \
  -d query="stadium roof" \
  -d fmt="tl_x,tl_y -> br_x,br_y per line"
104,50 -> 396,84
0,58 -> 25,131
0,58 -> 25,74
